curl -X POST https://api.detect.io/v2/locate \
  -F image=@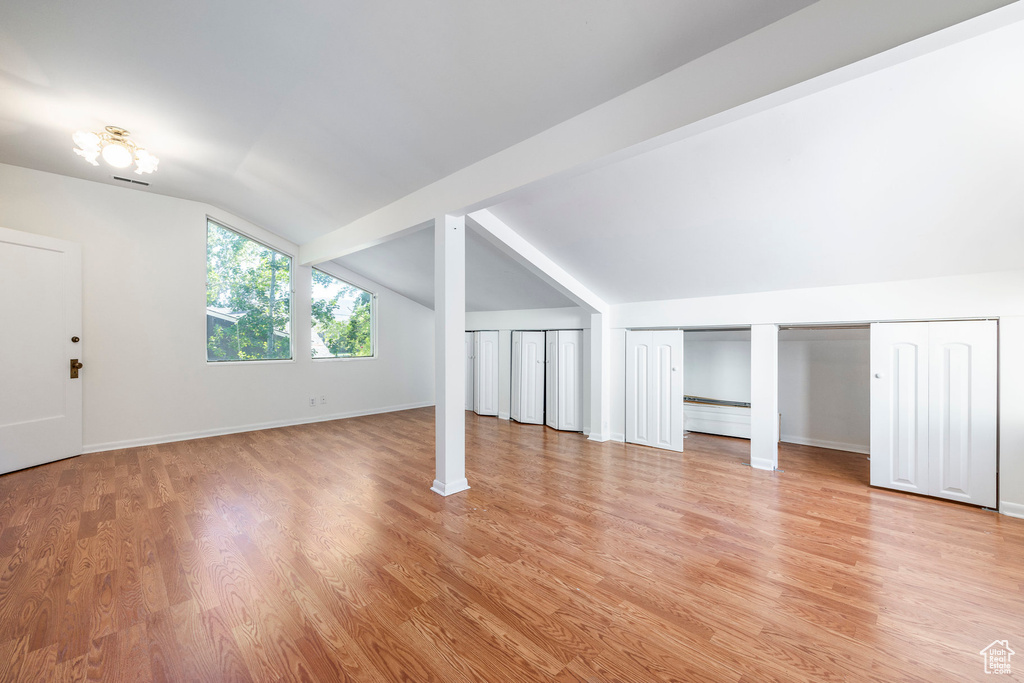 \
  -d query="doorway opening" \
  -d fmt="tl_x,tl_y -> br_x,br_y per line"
682,328 -> 752,465
777,325 -> 870,486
